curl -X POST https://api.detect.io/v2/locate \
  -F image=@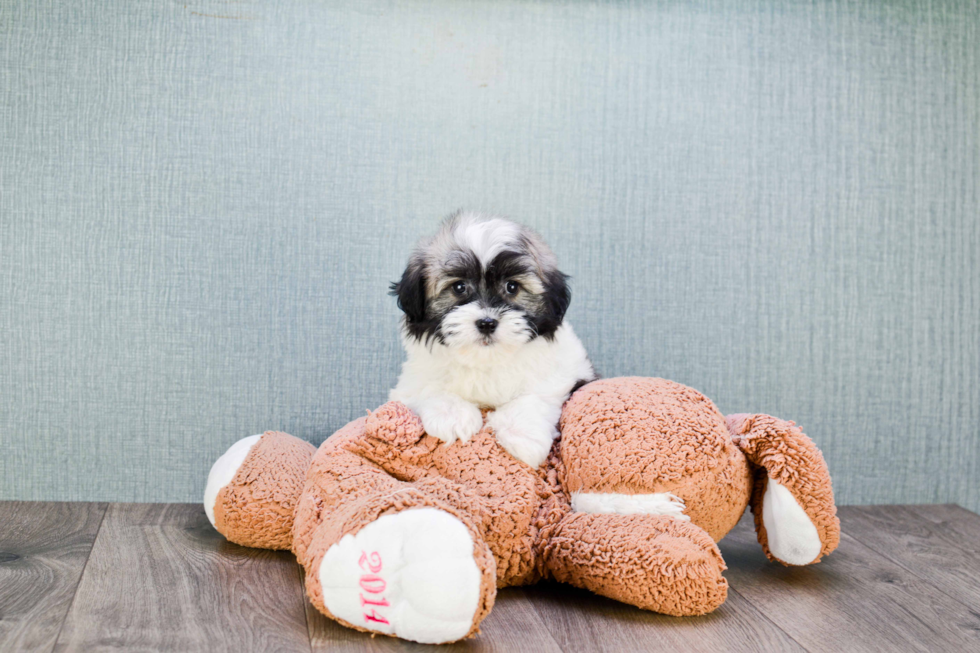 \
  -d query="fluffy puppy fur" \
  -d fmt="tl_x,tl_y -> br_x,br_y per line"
389,211 -> 595,467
